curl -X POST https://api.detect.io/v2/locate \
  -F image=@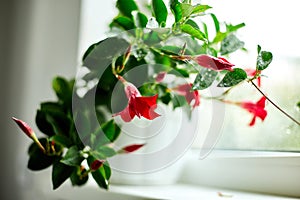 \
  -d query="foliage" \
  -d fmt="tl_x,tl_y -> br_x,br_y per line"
11,0 -> 299,191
